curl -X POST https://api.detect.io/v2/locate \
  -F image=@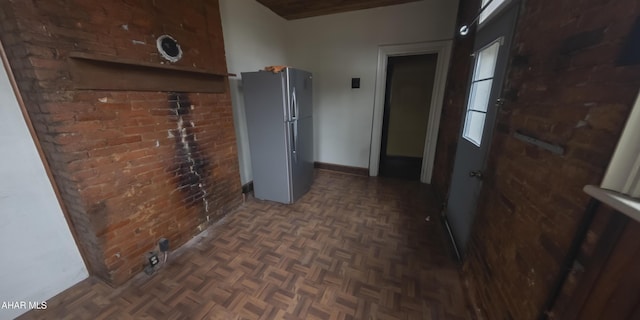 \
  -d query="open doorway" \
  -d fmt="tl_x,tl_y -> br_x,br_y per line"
379,54 -> 438,180
369,40 -> 452,183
